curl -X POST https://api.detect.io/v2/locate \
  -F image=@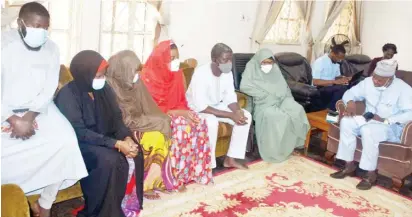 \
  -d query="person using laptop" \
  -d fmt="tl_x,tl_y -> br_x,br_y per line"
311,43 -> 349,111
